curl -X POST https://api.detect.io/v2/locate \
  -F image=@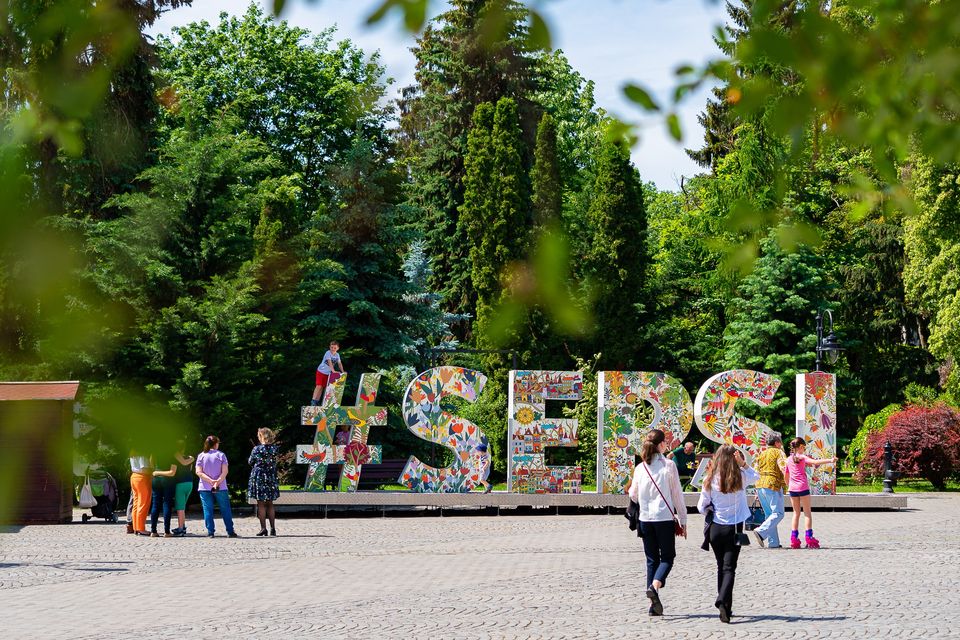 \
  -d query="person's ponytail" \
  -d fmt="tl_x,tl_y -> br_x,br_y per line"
640,429 -> 666,464
789,437 -> 804,464
203,435 -> 219,453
